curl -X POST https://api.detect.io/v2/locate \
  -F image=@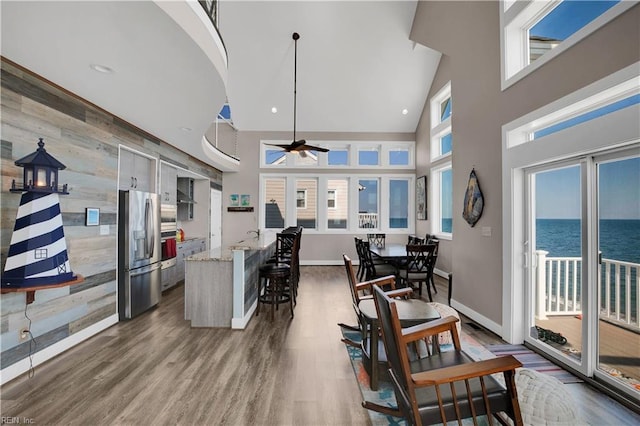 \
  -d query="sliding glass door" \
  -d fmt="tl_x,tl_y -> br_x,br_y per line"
527,162 -> 584,368
525,147 -> 640,396
595,152 -> 640,392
